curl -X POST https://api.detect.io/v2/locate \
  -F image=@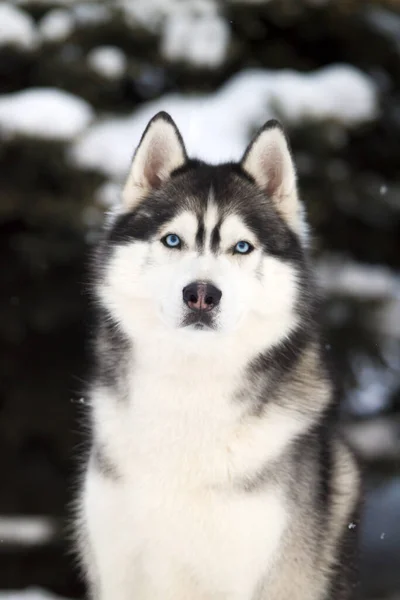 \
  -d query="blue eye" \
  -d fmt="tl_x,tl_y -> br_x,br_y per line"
163,234 -> 181,248
234,241 -> 253,254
